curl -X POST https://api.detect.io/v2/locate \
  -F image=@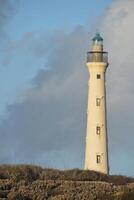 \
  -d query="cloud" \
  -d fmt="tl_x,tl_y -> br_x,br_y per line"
0,0 -> 134,175
0,26 -> 89,168
0,0 -> 19,67
0,0 -> 16,40
100,0 -> 134,175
